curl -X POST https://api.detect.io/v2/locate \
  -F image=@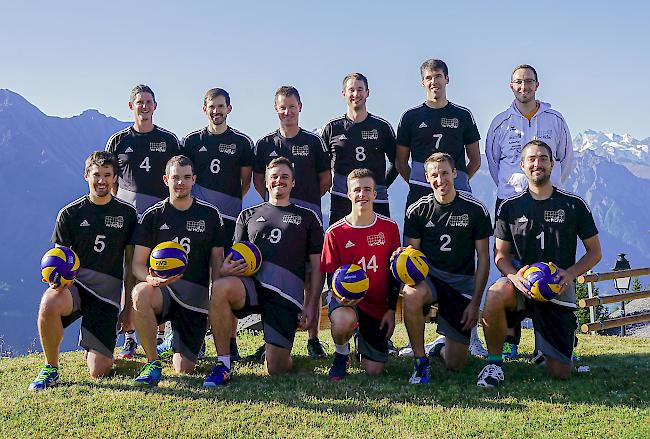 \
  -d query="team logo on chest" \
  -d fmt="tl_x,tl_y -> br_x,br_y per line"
282,214 -> 302,225
105,216 -> 124,228
150,142 -> 167,152
441,118 -> 459,129
446,214 -> 469,227
361,129 -> 379,140
187,220 -> 206,233
544,210 -> 565,223
291,145 -> 310,157
219,143 -> 237,155
367,232 -> 385,246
